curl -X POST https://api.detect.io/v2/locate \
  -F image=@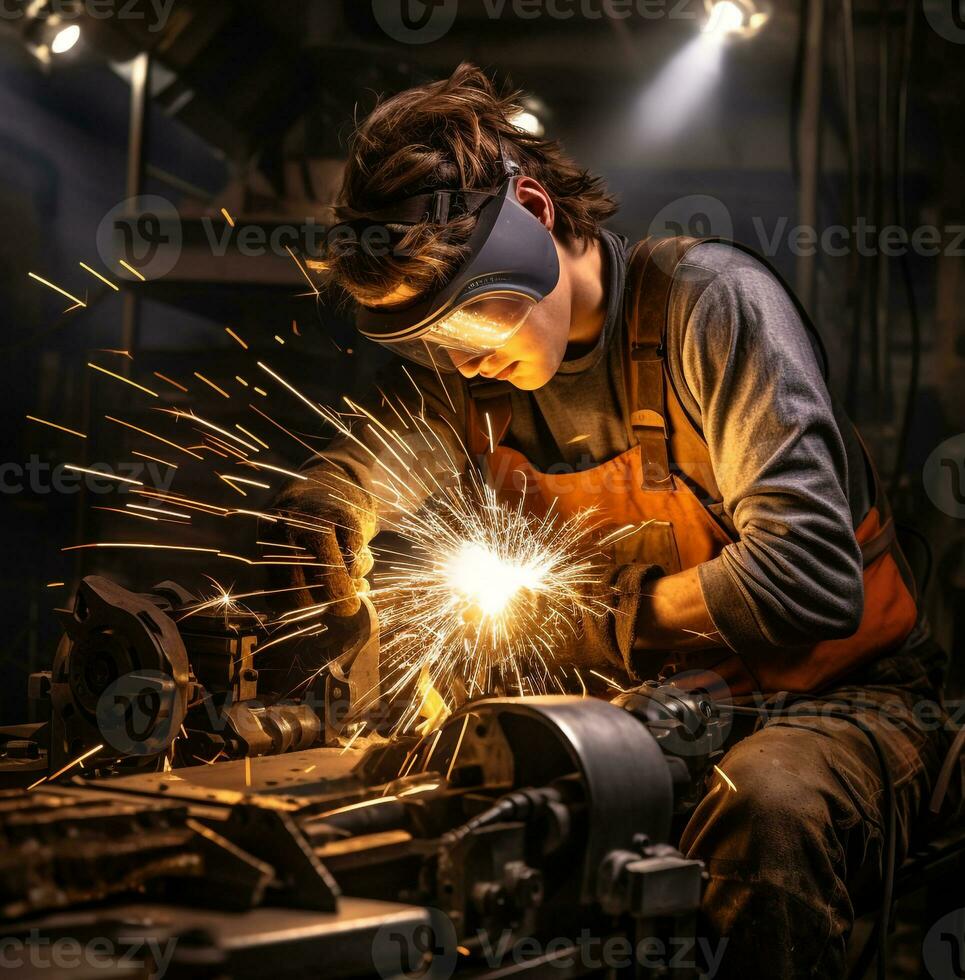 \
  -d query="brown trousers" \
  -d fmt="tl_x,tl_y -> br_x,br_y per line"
679,676 -> 961,979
